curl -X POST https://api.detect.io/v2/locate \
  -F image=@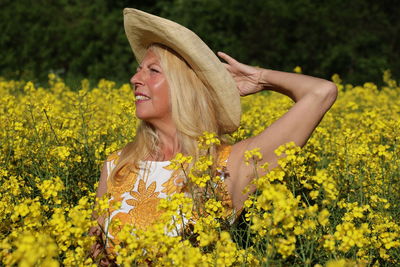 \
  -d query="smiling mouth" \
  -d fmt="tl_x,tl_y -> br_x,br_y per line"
135,95 -> 151,101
